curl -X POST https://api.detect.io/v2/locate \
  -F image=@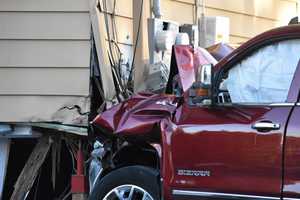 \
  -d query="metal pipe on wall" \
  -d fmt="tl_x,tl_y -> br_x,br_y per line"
153,0 -> 162,18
